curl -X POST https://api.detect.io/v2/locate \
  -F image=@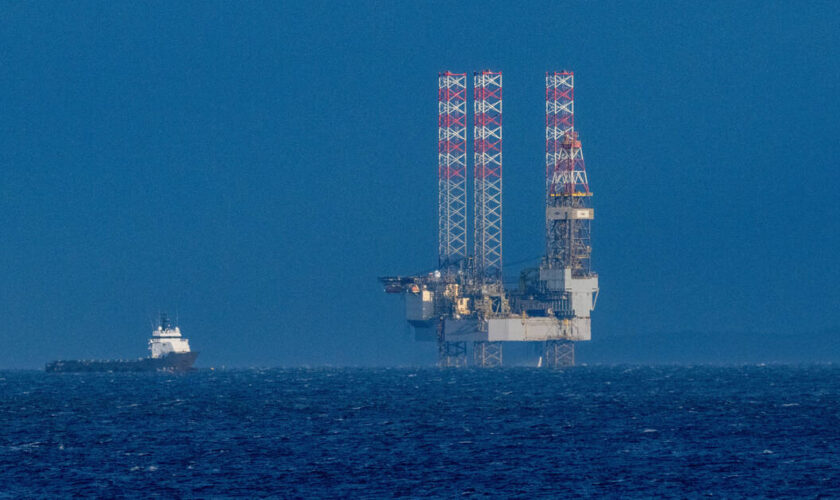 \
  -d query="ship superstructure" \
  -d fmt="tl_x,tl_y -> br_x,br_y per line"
149,313 -> 192,358
380,71 -> 598,368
